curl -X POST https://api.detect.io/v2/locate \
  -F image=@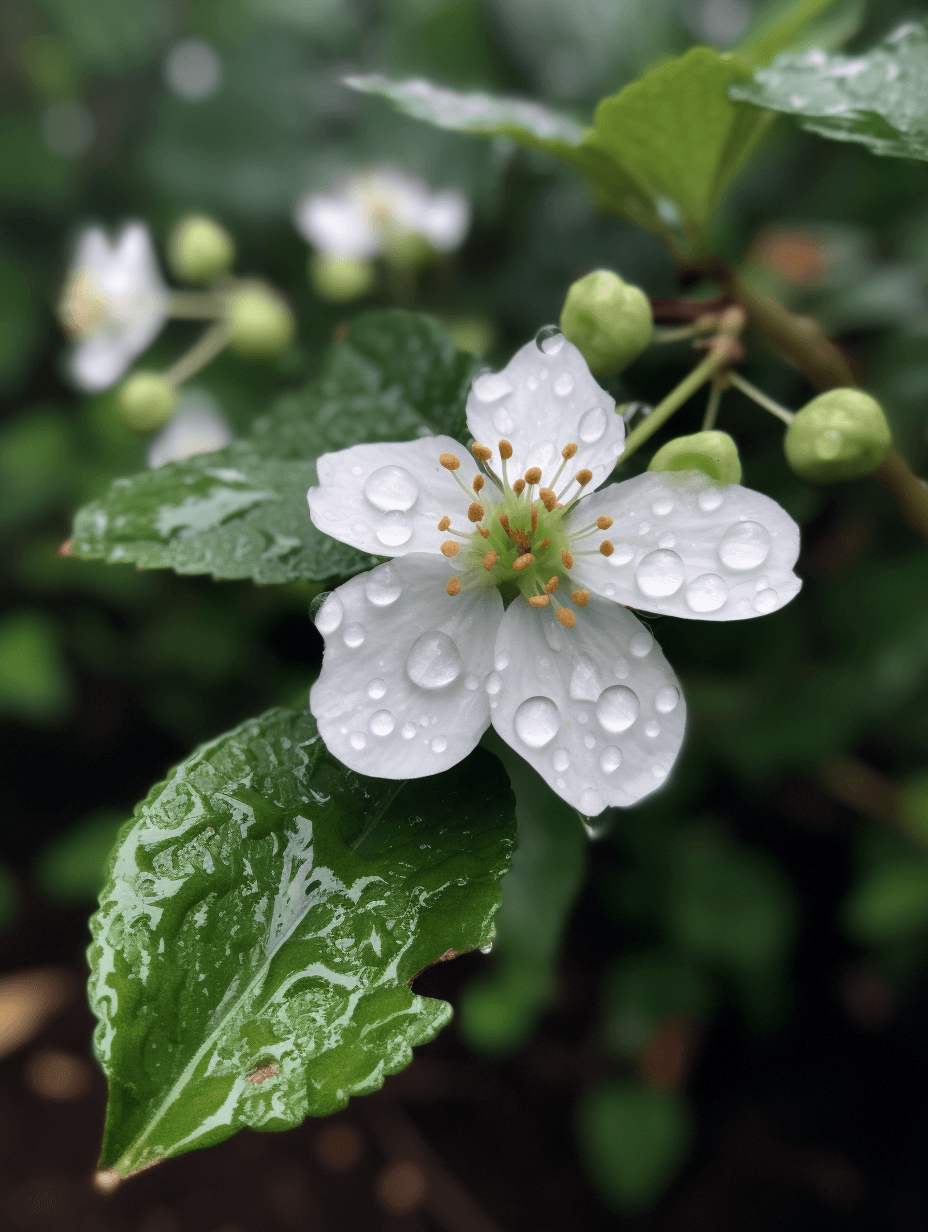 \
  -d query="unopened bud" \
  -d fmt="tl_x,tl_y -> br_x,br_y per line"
559,270 -> 653,379
309,253 -> 376,303
117,372 -> 177,432
784,389 -> 891,483
648,430 -> 742,485
225,283 -> 295,359
168,216 -> 235,284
